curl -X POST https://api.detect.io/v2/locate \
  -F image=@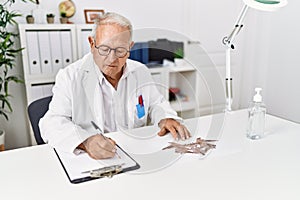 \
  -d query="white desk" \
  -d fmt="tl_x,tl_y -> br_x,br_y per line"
1,110 -> 299,200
